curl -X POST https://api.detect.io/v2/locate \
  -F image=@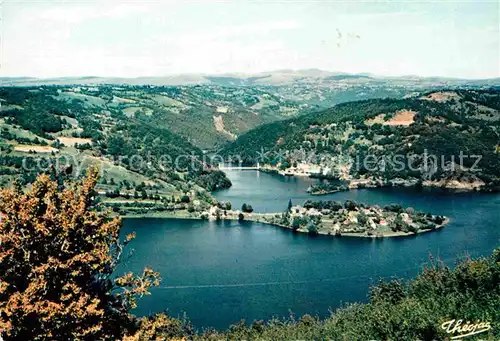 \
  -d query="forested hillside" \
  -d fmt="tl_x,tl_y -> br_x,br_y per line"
2,74 -> 491,149
0,83 -> 373,152
2,86 -> 500,205
0,86 -> 231,209
0,82 -> 427,212
222,89 -> 500,191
